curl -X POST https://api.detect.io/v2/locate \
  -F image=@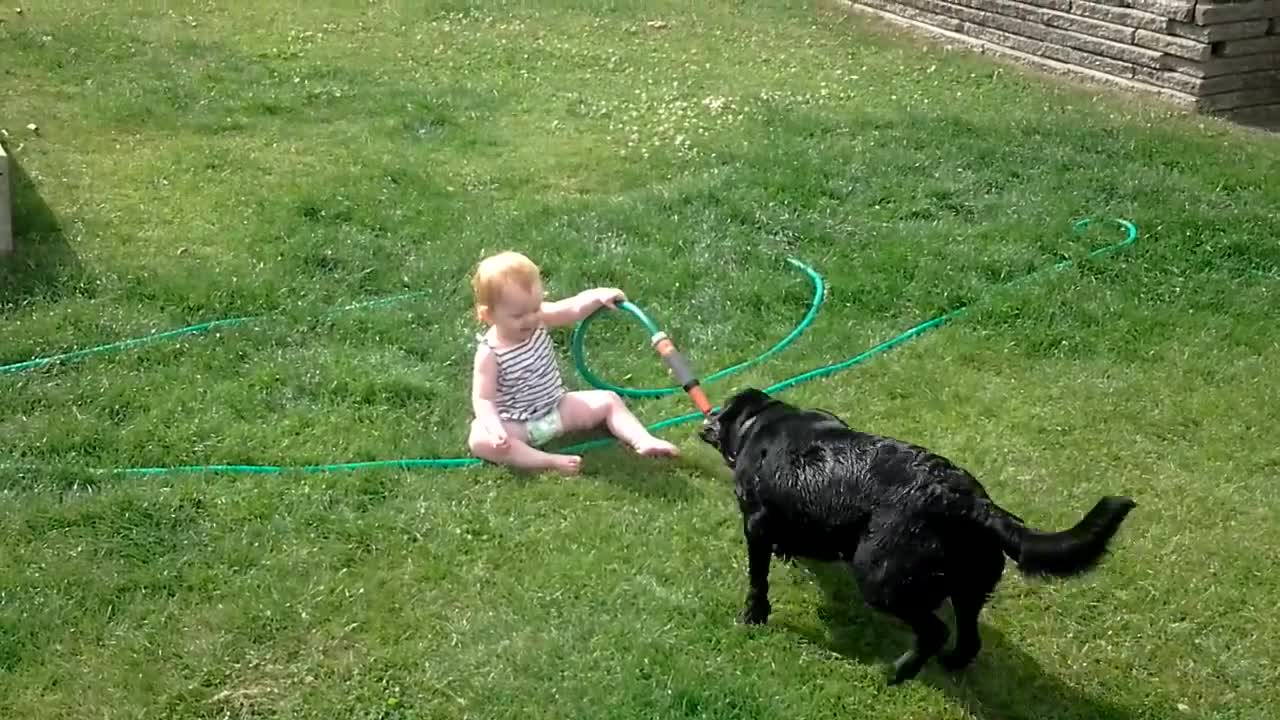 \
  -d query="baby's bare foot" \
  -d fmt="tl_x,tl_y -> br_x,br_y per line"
634,437 -> 680,458
549,454 -> 582,475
